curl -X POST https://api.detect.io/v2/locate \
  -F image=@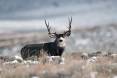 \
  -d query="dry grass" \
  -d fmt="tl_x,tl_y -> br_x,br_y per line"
0,52 -> 117,78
